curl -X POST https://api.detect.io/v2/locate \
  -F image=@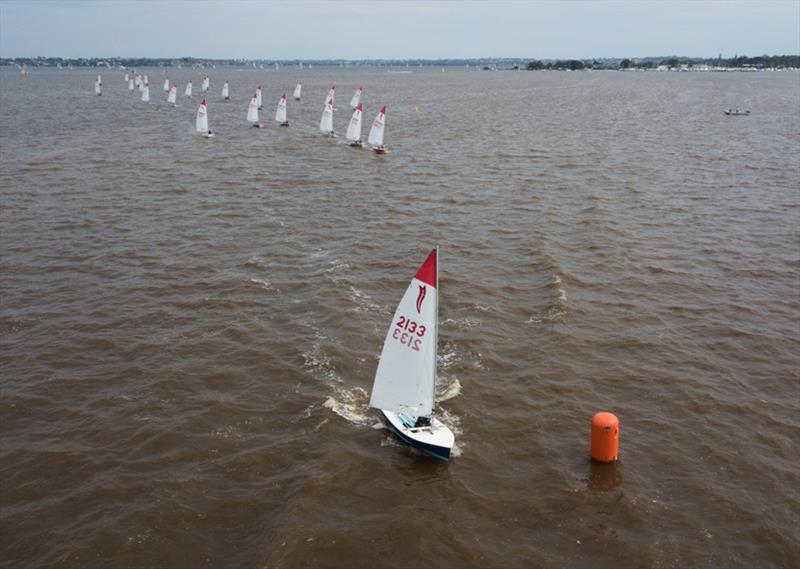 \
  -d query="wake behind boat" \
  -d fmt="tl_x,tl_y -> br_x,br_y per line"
369,248 -> 454,460
724,108 -> 751,116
